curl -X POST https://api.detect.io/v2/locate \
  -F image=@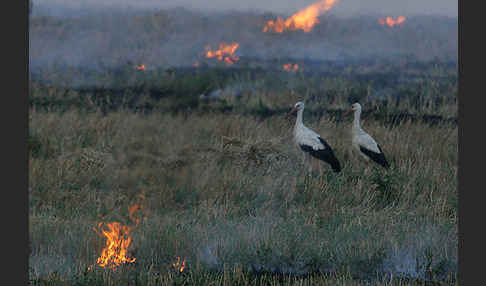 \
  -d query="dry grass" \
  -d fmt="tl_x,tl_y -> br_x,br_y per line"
29,107 -> 457,285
